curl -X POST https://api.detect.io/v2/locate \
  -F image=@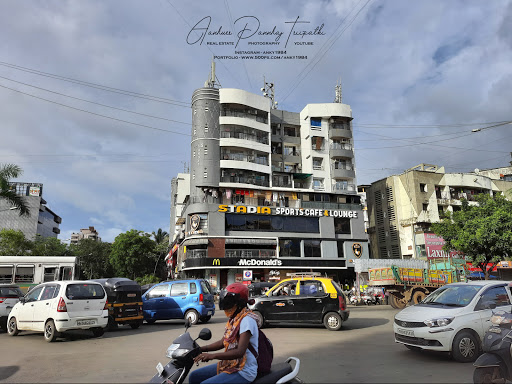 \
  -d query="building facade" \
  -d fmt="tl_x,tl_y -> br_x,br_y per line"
70,226 -> 101,245
168,79 -> 369,289
366,163 -> 512,260
0,182 -> 61,240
